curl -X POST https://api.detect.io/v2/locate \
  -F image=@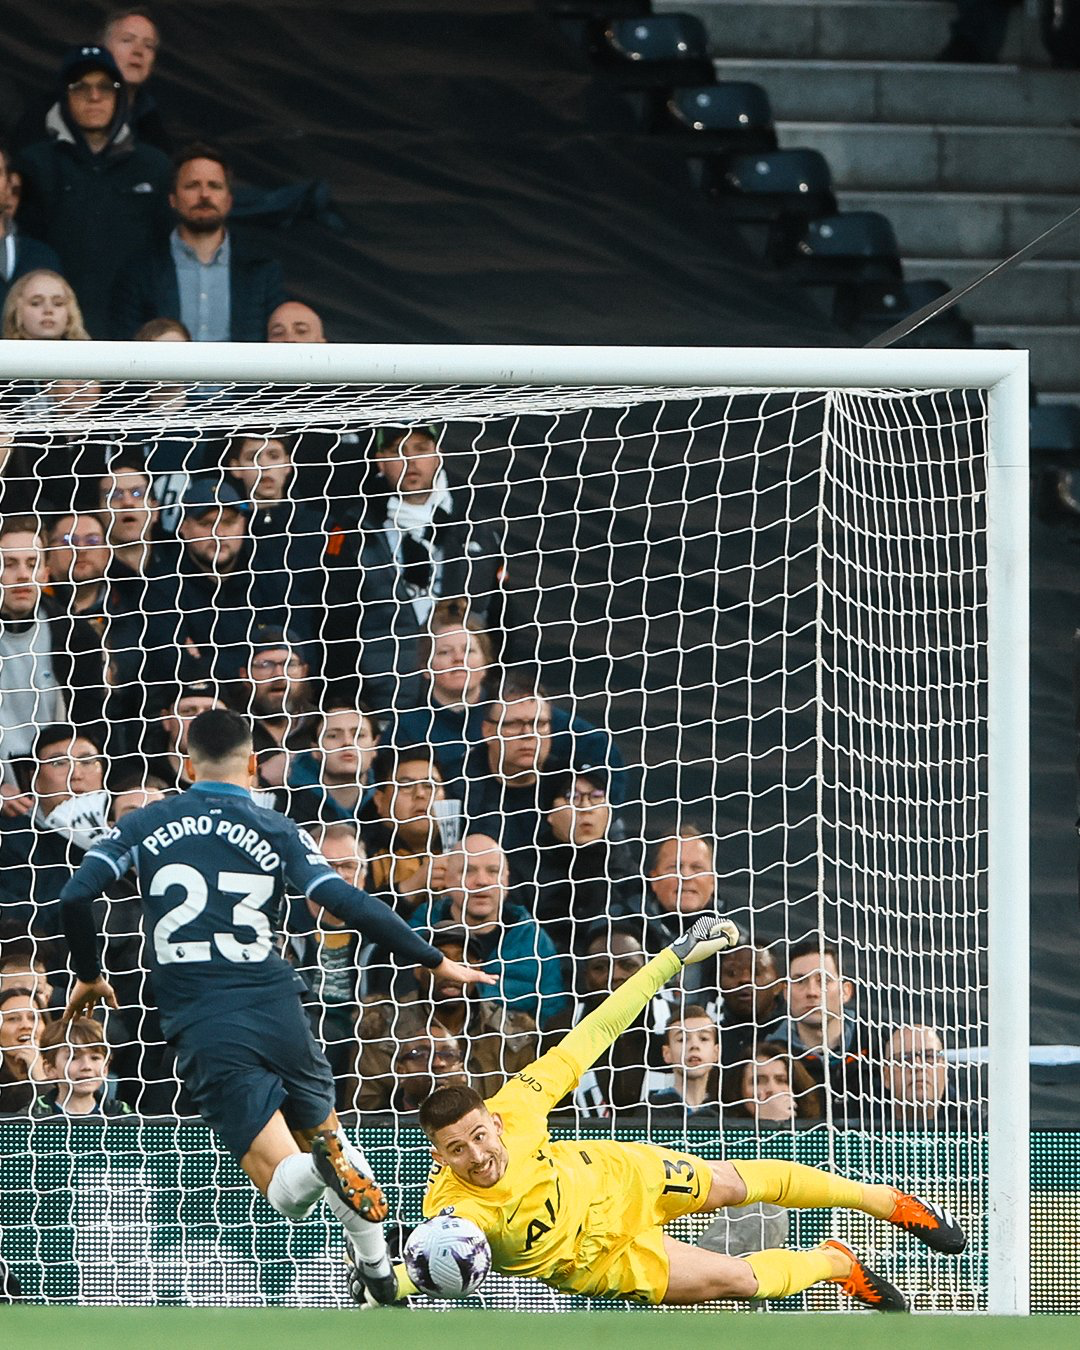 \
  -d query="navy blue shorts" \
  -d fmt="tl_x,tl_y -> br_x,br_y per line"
173,994 -> 337,1160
